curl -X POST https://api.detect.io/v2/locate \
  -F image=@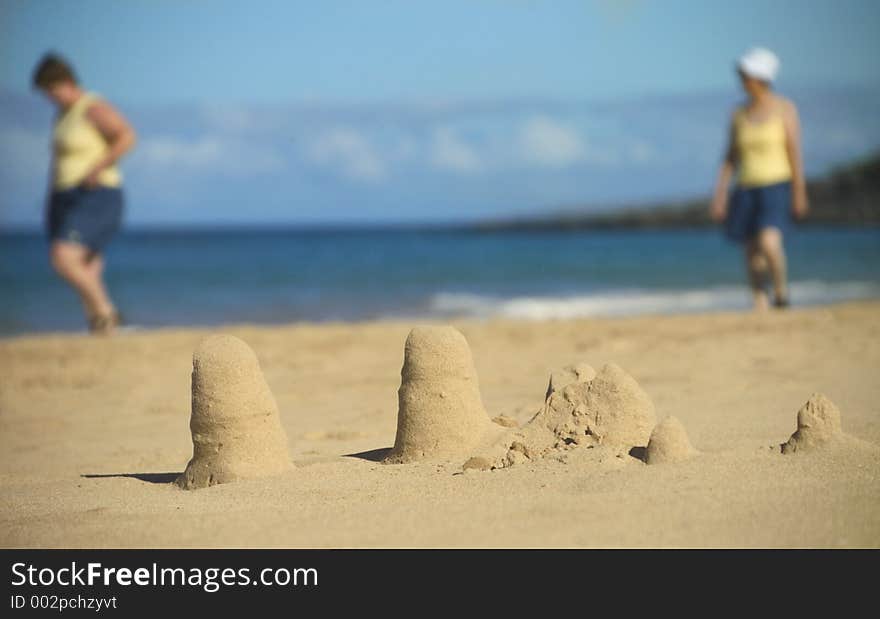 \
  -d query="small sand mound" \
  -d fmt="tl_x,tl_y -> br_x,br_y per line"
176,335 -> 292,490
384,326 -> 494,464
781,393 -> 843,454
646,416 -> 697,464
465,362 -> 656,470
